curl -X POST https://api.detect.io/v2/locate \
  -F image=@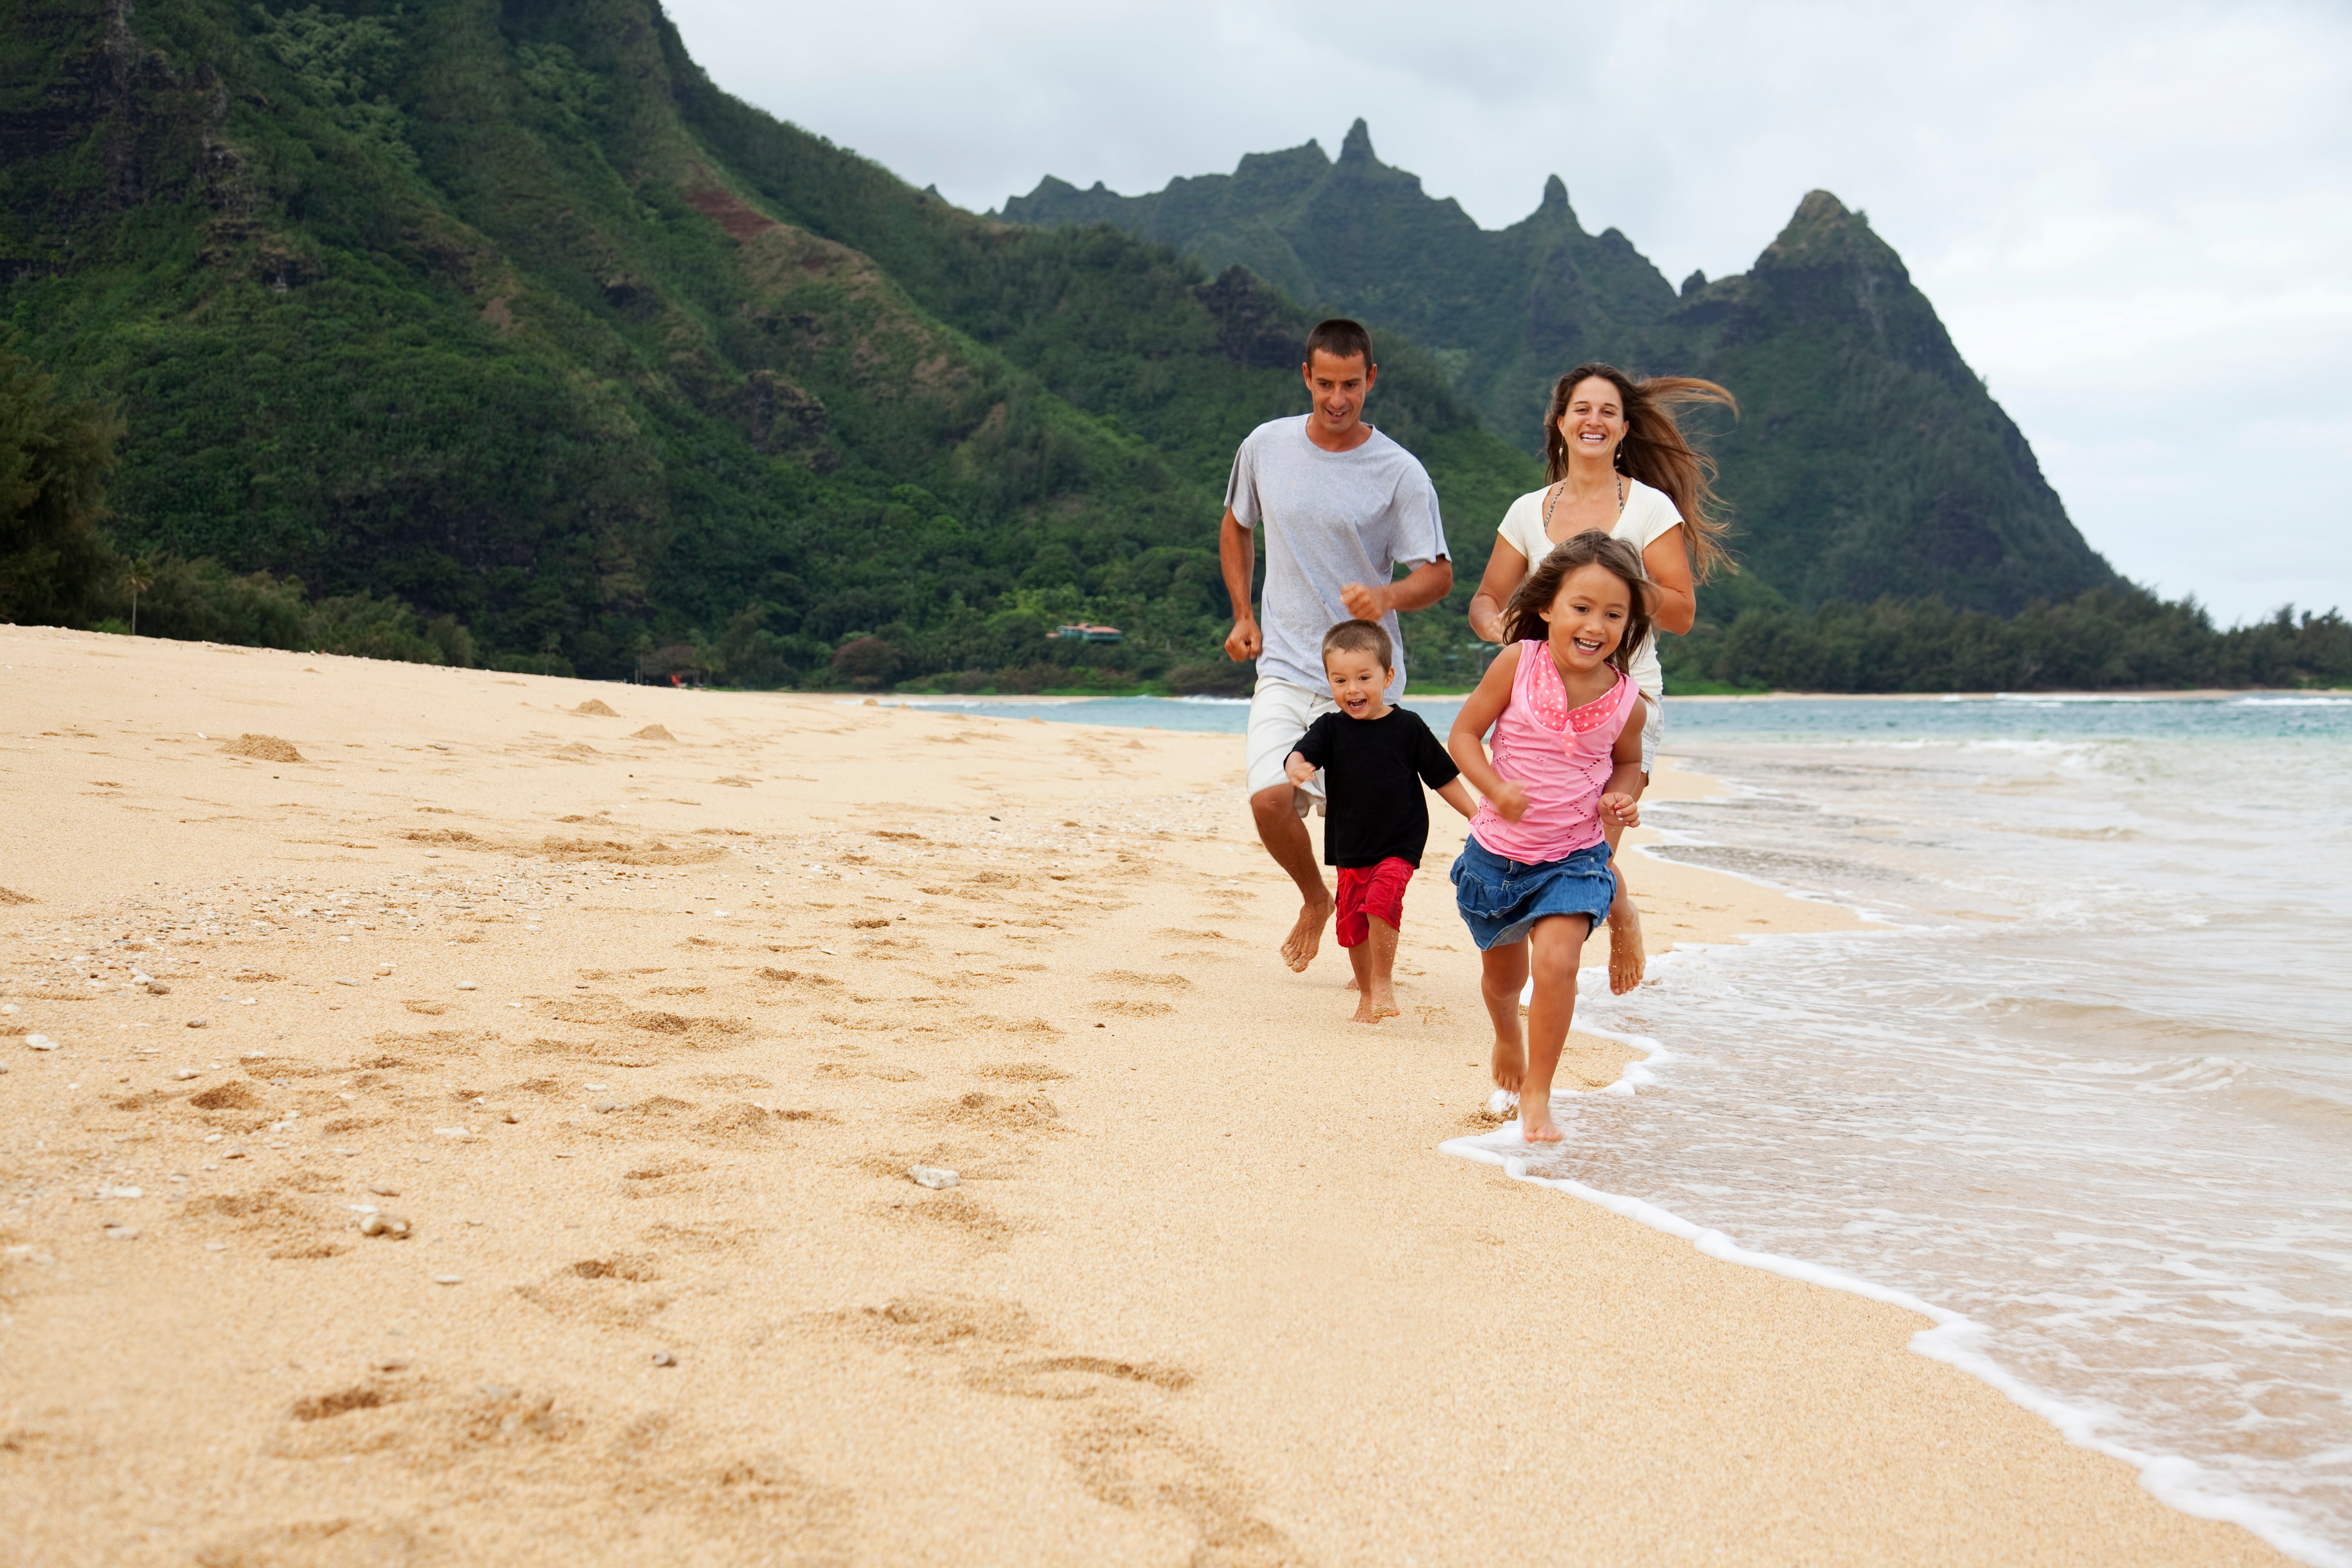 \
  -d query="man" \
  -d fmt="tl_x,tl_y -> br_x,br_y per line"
1221,318 -> 1453,972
